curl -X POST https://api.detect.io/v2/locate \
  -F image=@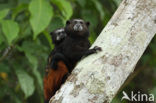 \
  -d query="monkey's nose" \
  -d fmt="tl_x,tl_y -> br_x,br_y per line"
77,24 -> 80,28
60,33 -> 63,36
74,24 -> 83,31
